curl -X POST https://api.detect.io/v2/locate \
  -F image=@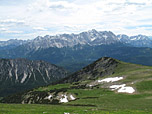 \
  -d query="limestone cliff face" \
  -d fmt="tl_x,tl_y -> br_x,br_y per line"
0,58 -> 68,96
